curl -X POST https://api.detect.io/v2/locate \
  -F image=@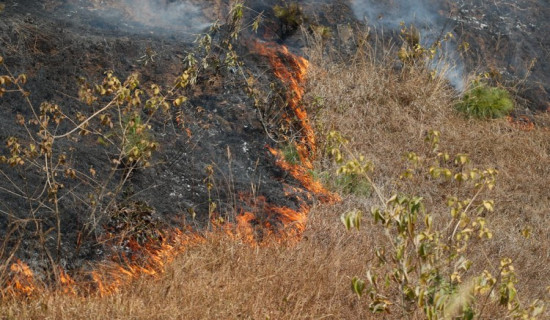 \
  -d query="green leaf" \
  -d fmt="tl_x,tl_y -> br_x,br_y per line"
341,210 -> 362,231
341,213 -> 351,230
417,288 -> 425,308
352,277 -> 365,297
463,307 -> 474,320
455,154 -> 470,165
